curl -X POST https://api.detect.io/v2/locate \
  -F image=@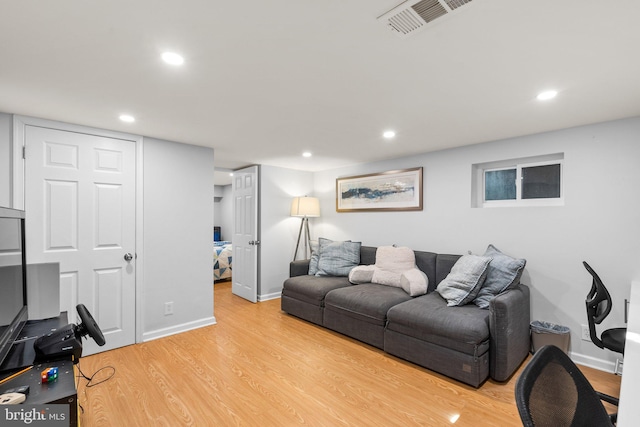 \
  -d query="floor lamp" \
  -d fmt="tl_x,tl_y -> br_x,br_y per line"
291,196 -> 320,261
